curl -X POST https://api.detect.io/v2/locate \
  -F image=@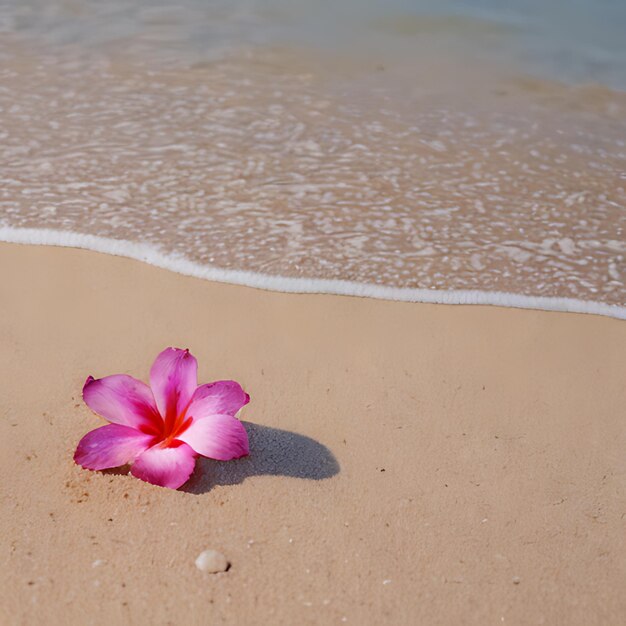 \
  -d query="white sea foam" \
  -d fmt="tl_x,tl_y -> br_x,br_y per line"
1,227 -> 624,320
